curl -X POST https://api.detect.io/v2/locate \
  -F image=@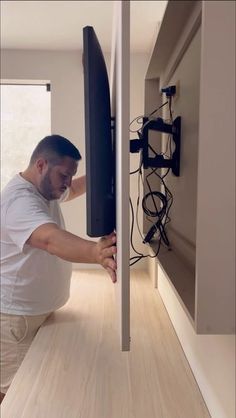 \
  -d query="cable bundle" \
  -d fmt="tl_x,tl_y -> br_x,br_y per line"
129,98 -> 174,266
